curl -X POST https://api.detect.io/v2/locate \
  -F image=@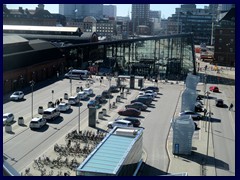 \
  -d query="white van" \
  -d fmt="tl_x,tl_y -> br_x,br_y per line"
107,119 -> 133,129
29,117 -> 46,129
64,69 -> 90,80
42,108 -> 60,120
